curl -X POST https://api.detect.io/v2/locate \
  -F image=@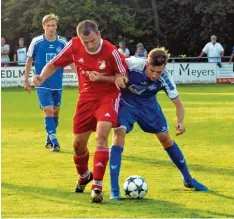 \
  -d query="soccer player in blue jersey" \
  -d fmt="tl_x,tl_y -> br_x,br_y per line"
109,48 -> 208,200
24,13 -> 67,152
